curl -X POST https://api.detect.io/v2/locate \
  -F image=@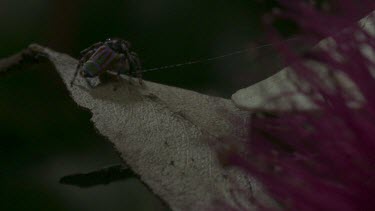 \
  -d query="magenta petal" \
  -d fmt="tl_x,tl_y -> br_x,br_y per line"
221,1 -> 375,211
